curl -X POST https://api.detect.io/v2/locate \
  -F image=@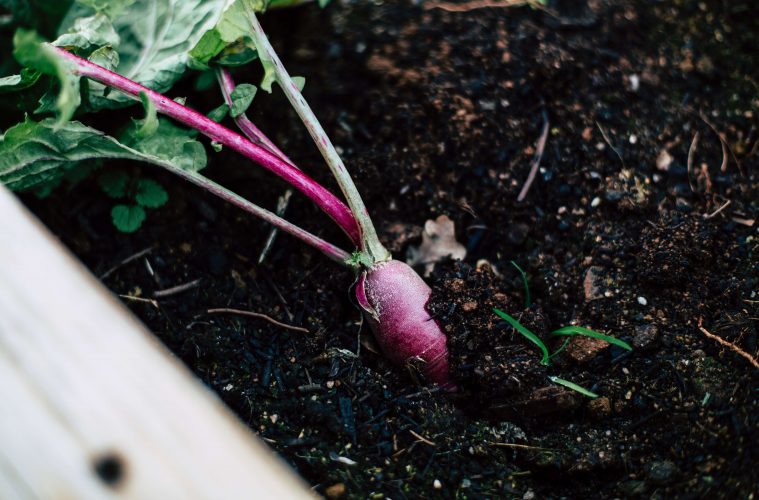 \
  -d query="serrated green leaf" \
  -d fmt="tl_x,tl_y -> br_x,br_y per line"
13,28 -> 81,125
75,0 -> 136,17
550,325 -> 633,351
207,103 -> 229,122
61,0 -> 230,109
493,308 -> 550,366
98,168 -> 129,198
0,117 -> 206,193
229,83 -> 256,117
125,119 -> 207,173
53,13 -> 119,51
87,45 -> 119,70
0,68 -> 41,94
111,203 -> 145,232
133,91 -> 158,138
188,0 -> 271,68
135,178 -> 168,208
